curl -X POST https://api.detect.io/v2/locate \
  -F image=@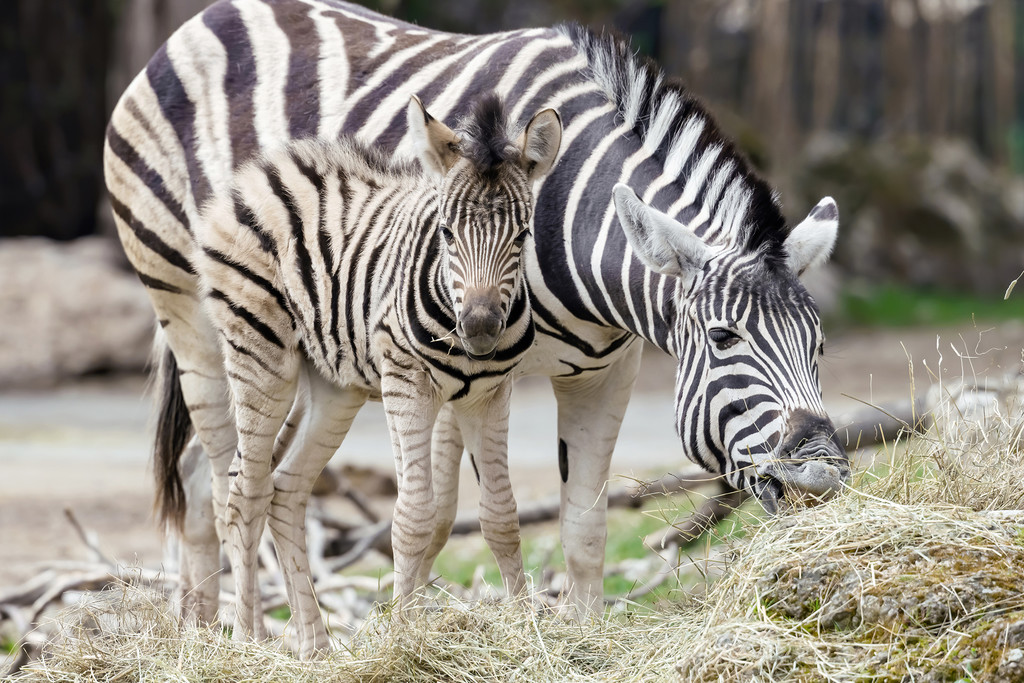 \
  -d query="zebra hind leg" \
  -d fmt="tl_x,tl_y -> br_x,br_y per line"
221,344 -> 301,642
177,435 -> 221,623
151,296 -> 241,626
267,364 -> 368,660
